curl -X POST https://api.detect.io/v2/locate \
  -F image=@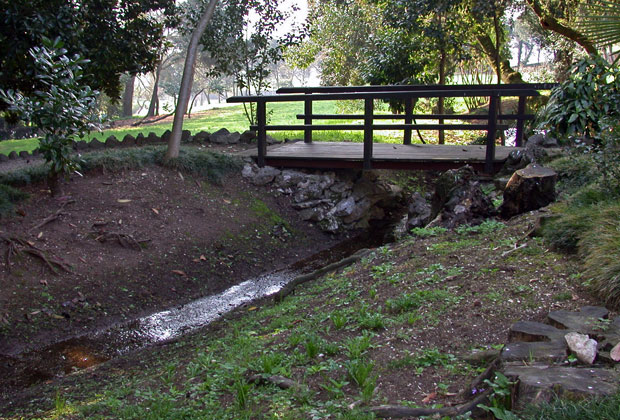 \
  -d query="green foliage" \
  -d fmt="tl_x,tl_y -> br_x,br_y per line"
0,0 -> 176,104
0,184 -> 29,217
478,372 -> 519,420
0,37 -> 101,191
455,220 -> 506,235
410,226 -> 447,238
537,56 -> 620,139
521,391 -> 620,420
